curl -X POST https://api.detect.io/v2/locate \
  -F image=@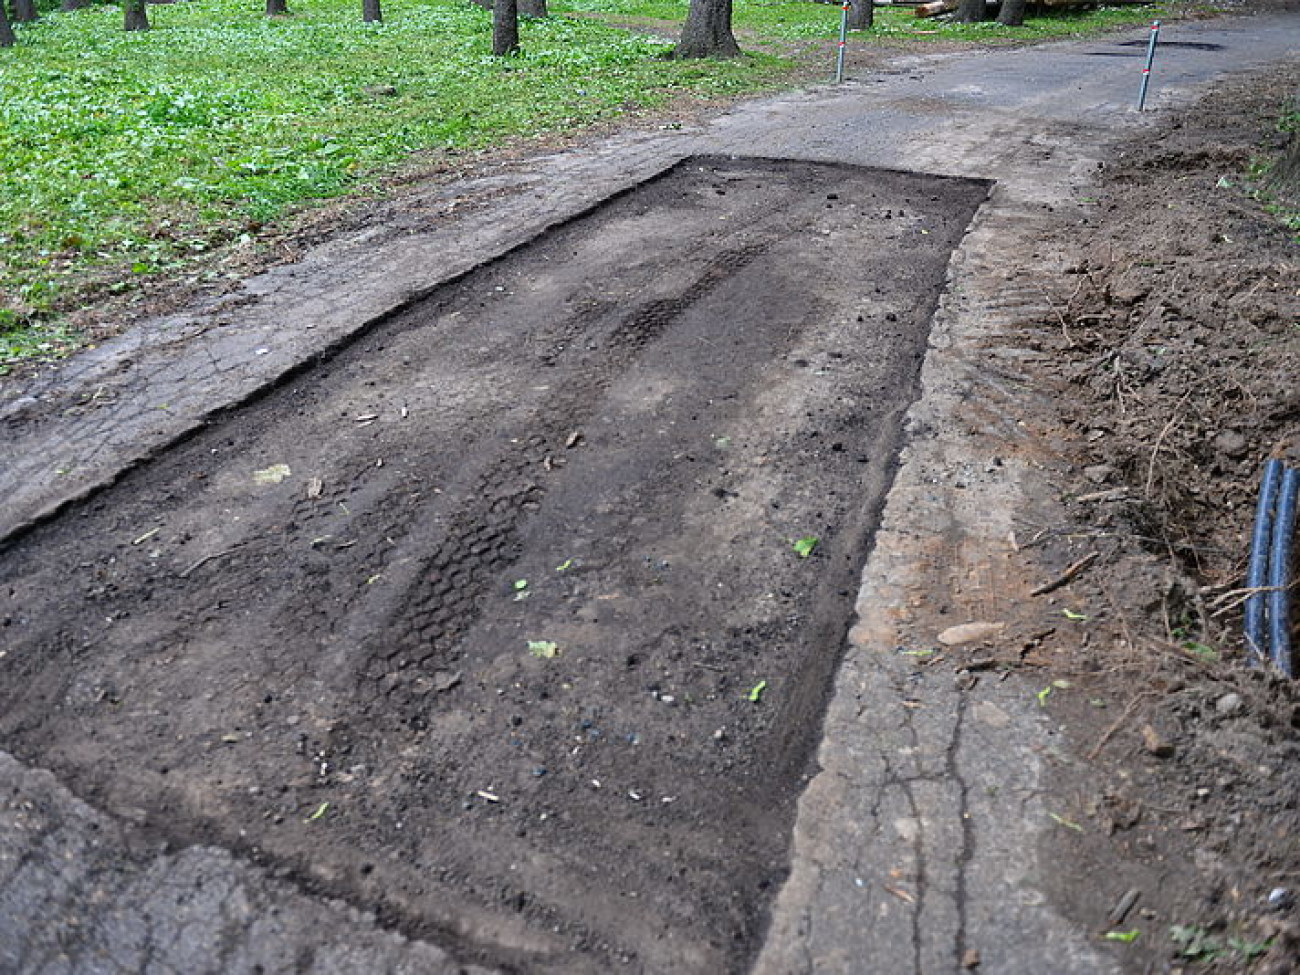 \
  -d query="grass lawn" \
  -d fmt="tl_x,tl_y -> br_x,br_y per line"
0,0 -> 1165,371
